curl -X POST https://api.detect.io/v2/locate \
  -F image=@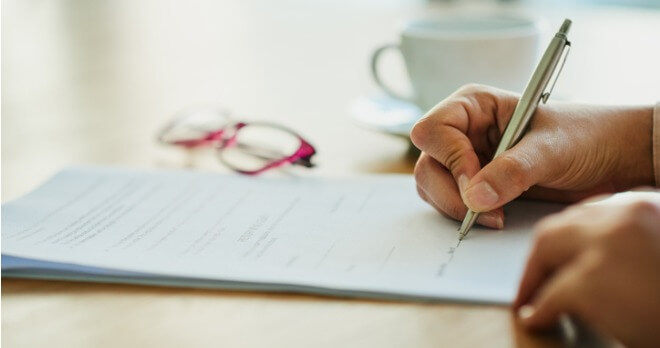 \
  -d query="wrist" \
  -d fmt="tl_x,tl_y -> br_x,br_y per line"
613,105 -> 655,191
